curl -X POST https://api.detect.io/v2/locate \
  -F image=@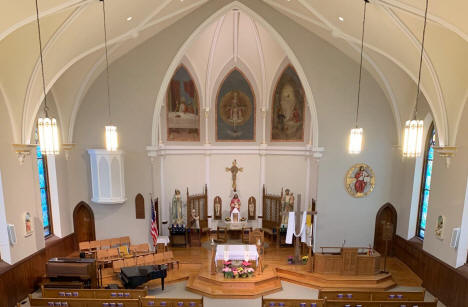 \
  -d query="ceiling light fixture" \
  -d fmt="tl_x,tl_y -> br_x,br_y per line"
100,0 -> 118,151
339,16 -> 344,22
402,0 -> 429,158
348,0 -> 369,155
35,0 -> 60,155
126,16 -> 133,21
